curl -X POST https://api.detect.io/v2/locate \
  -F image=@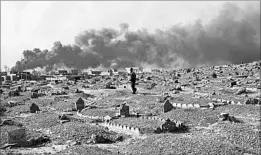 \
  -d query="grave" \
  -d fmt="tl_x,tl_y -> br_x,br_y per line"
119,103 -> 130,117
31,92 -> 38,98
160,119 -> 177,132
163,100 -> 174,113
30,103 -> 40,113
75,97 -> 85,111
7,128 -> 27,144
